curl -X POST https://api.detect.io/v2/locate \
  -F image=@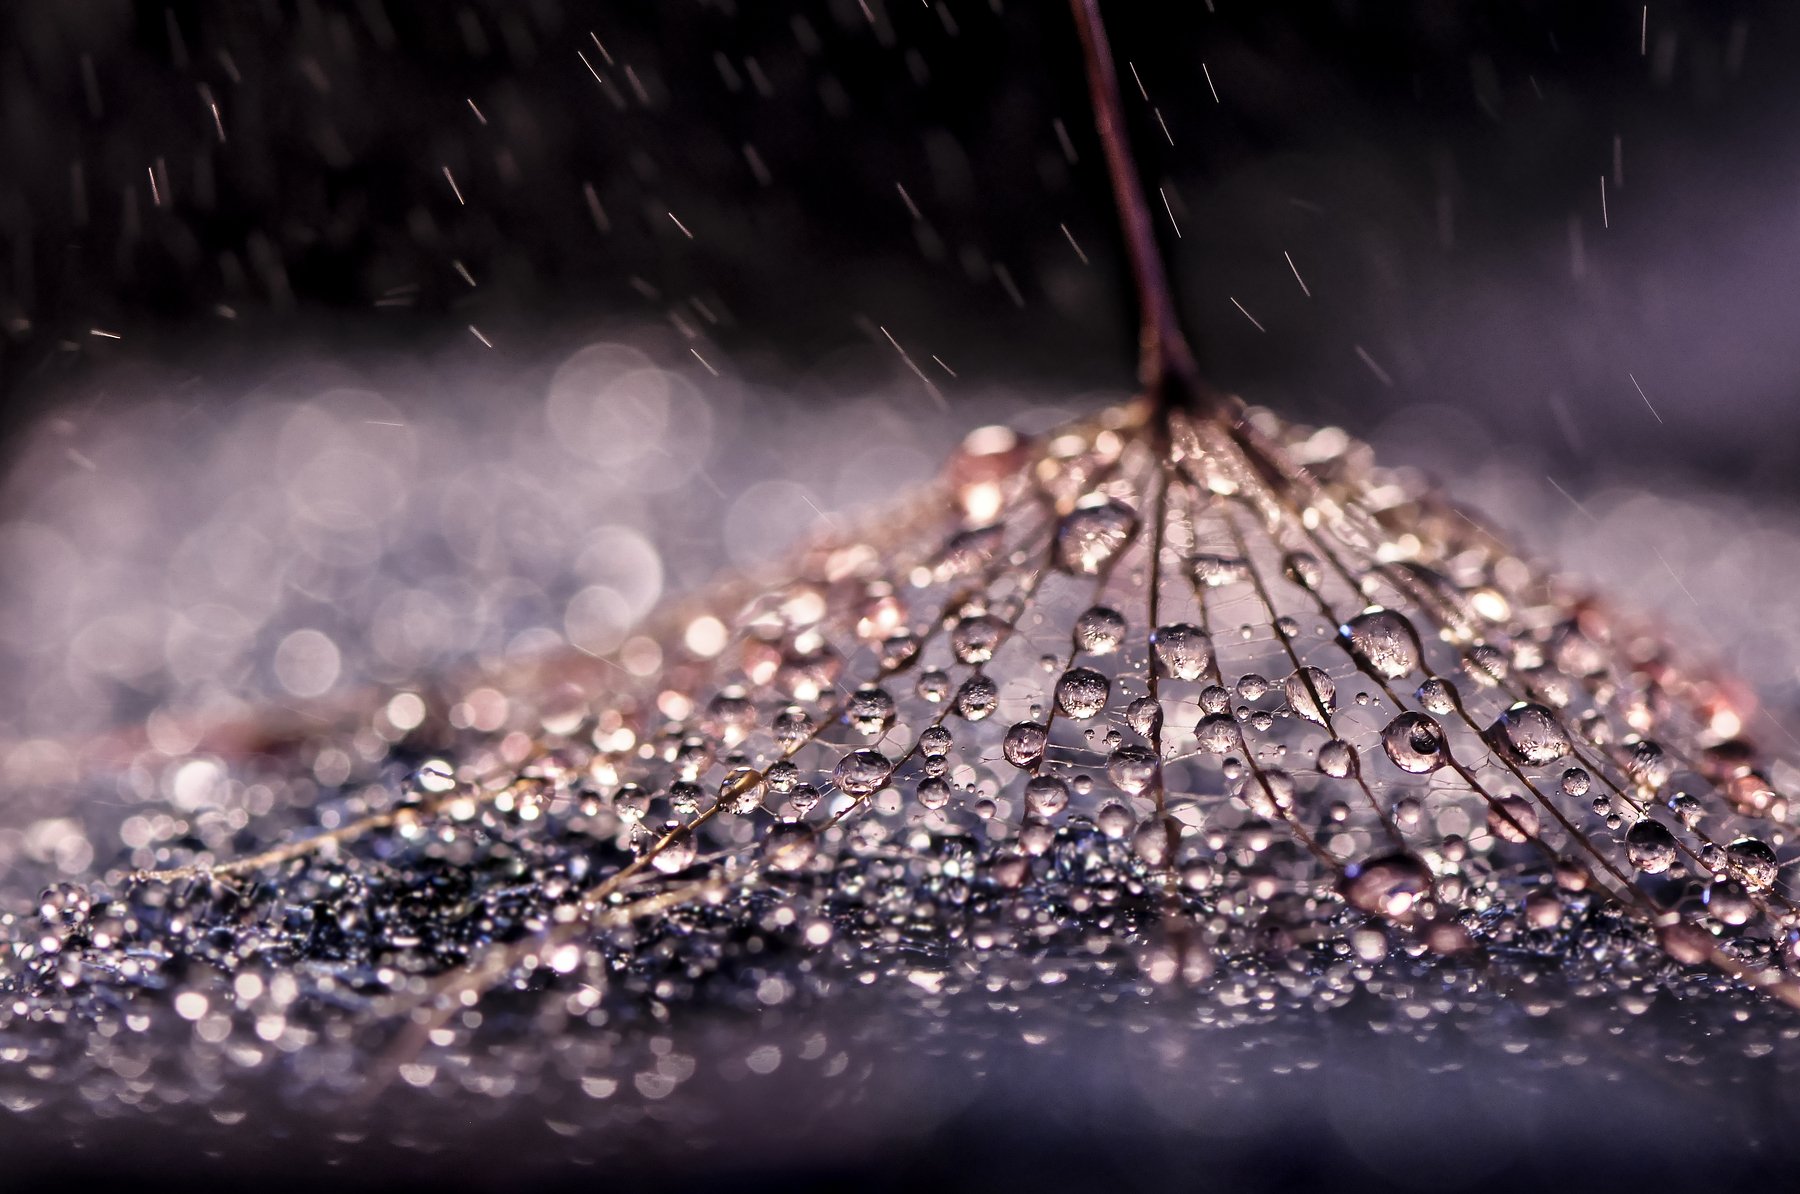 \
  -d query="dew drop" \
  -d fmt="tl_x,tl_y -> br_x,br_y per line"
1195,714 -> 1240,756
1025,775 -> 1071,816
1283,667 -> 1336,726
1073,606 -> 1127,655
652,832 -> 697,874
1487,703 -> 1571,766
1560,767 -> 1591,798
1191,554 -> 1249,587
1317,739 -> 1357,778
1282,551 -> 1323,590
1486,794 -> 1540,844
1415,677 -> 1457,715
1055,498 -> 1138,575
1151,623 -> 1213,681
951,614 -> 1005,664
916,777 -> 951,810
1624,818 -> 1678,873
1235,673 -> 1270,702
1726,838 -> 1779,892
1107,745 -> 1159,796
846,685 -> 896,736
1340,853 -> 1432,919
1054,667 -> 1110,720
1339,609 -> 1421,680
1381,712 -> 1446,774
1003,721 -> 1050,768
833,749 -> 893,796
918,724 -> 954,758
954,674 -> 999,721
1125,696 -> 1163,738
763,825 -> 817,873
917,669 -> 951,703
